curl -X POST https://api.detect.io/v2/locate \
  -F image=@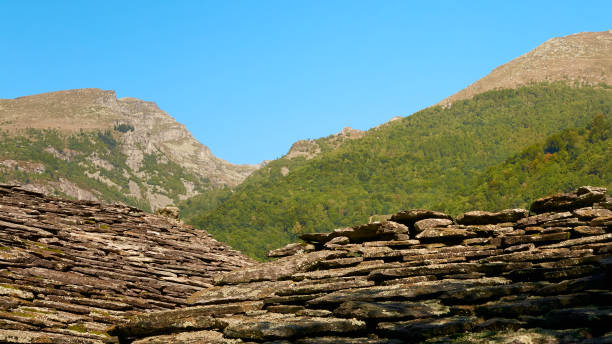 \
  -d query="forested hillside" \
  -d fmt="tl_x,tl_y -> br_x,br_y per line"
184,83 -> 612,259
470,112 -> 611,209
